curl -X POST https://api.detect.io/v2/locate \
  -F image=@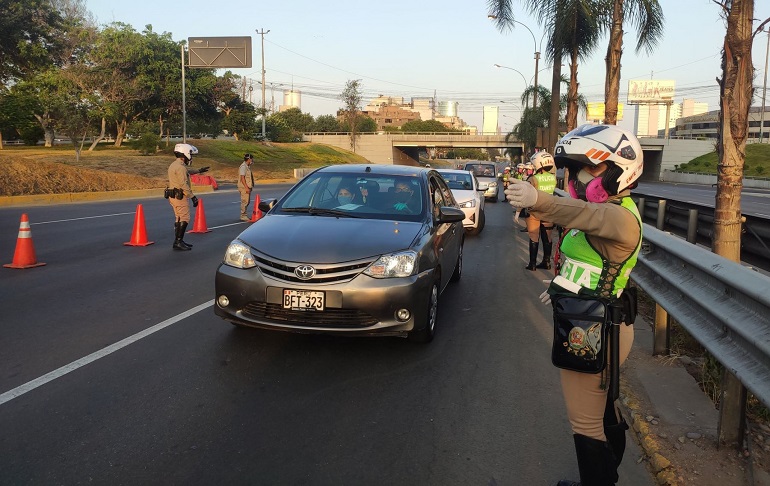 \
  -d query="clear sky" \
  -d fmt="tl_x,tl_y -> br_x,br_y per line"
86,0 -> 770,133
